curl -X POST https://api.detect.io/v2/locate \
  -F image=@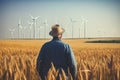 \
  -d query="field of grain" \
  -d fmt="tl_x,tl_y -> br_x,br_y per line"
0,38 -> 120,80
